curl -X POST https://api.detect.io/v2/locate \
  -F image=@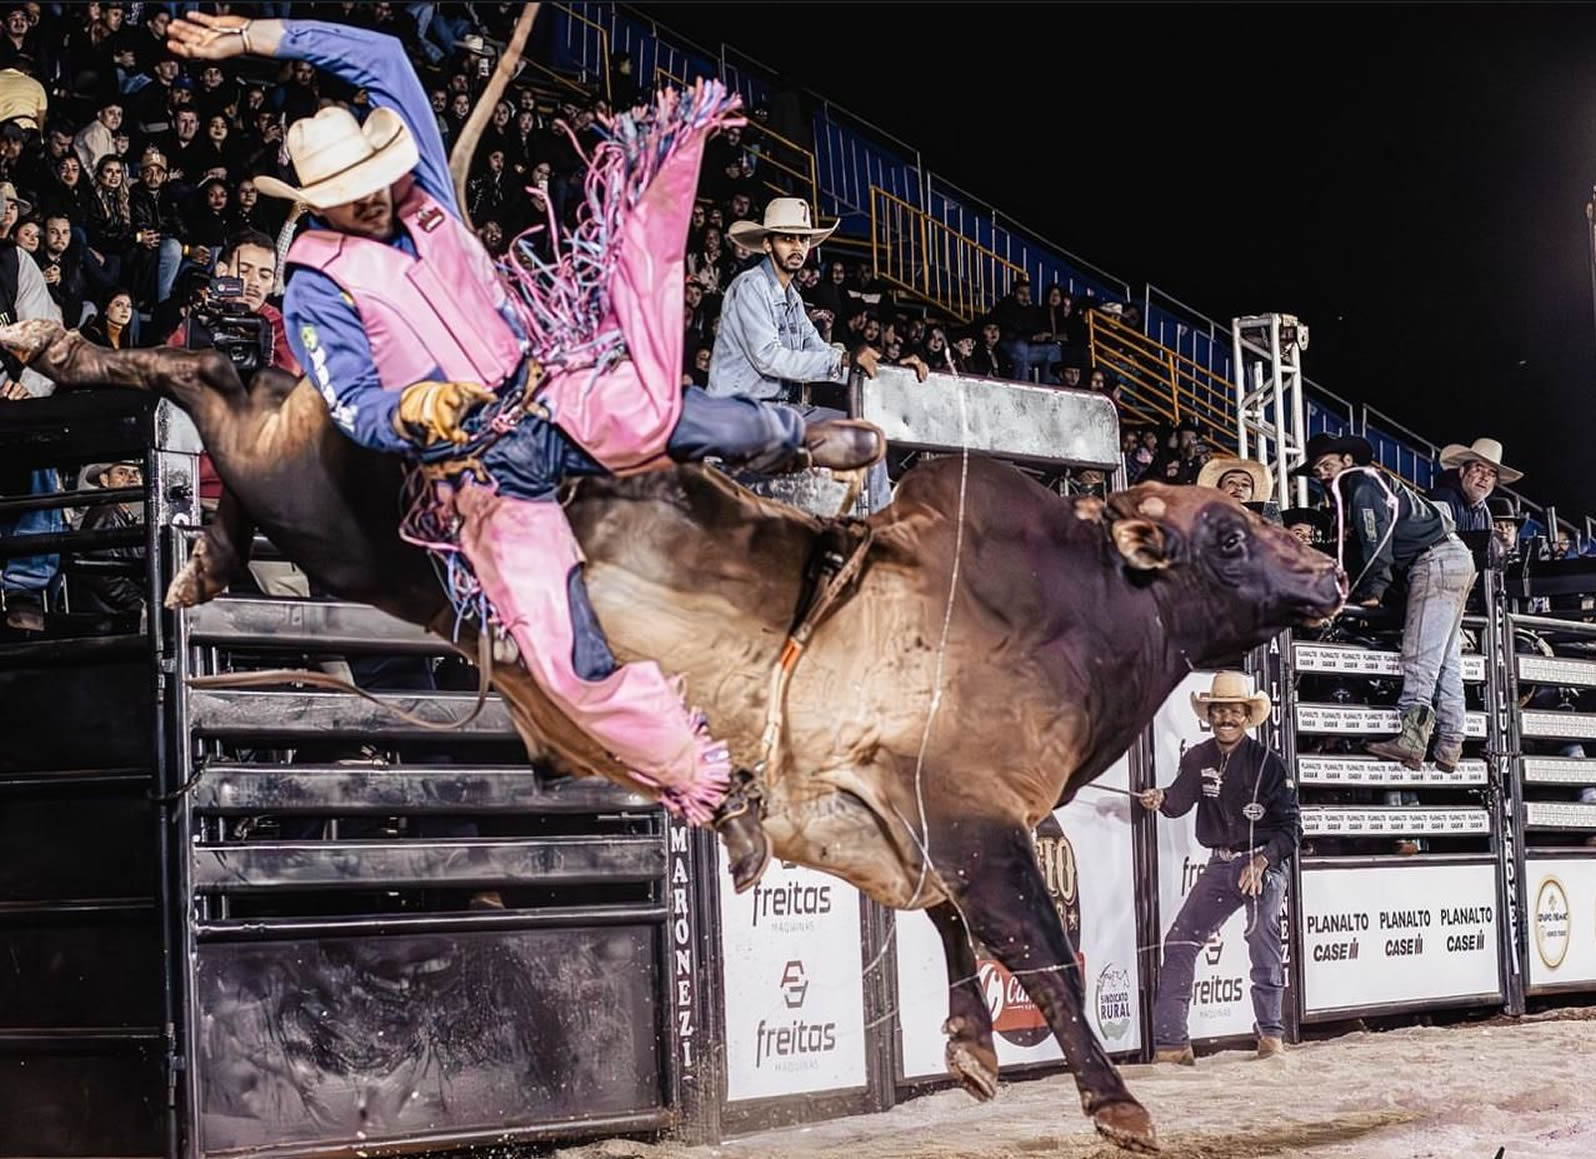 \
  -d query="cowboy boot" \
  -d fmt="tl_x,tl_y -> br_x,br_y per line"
1256,1036 -> 1285,1059
713,768 -> 771,894
1366,705 -> 1435,770
785,419 -> 886,474
1152,1046 -> 1195,1066
1432,734 -> 1464,773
